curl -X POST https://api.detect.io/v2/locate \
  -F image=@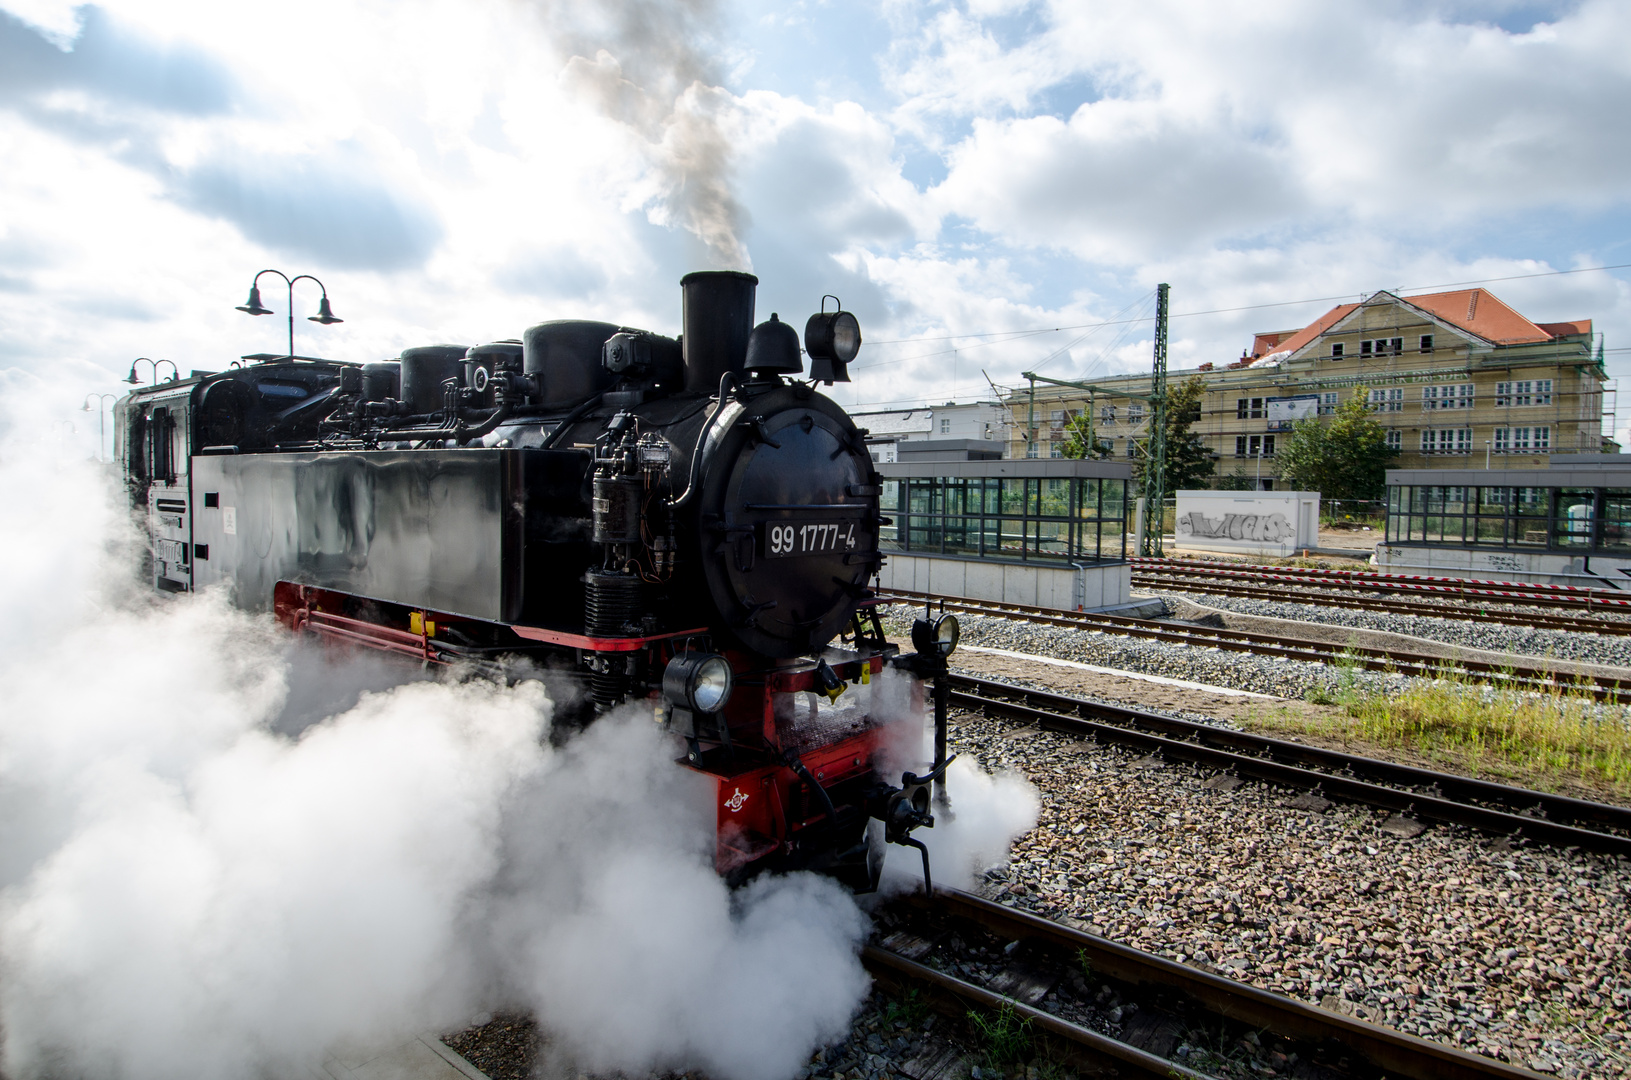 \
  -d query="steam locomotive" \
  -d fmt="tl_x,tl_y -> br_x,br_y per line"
114,271 -> 959,891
